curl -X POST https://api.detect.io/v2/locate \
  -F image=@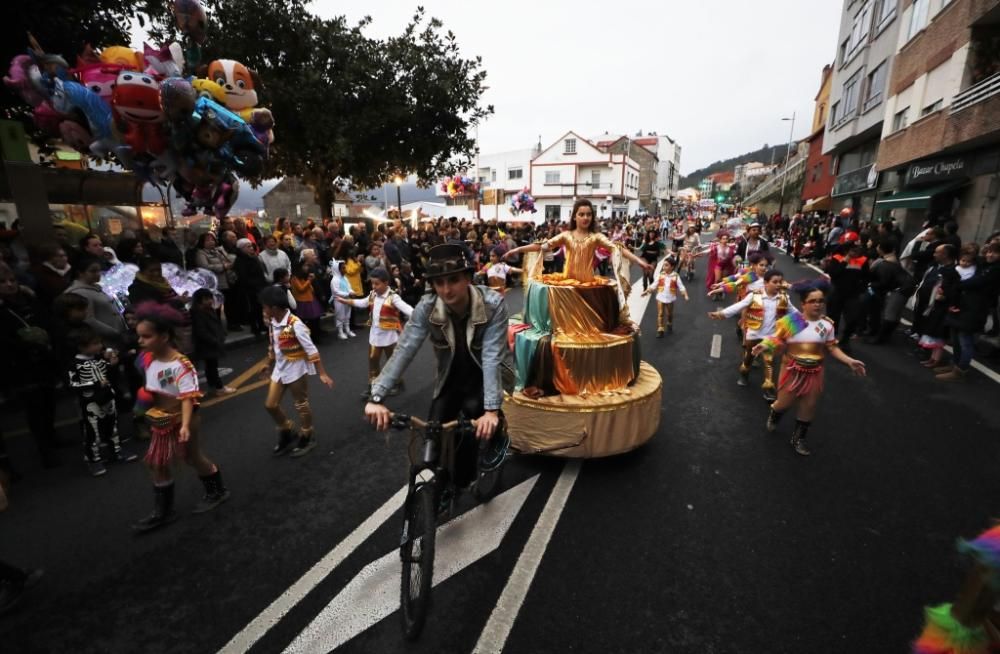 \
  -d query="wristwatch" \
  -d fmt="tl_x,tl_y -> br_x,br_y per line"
370,393 -> 384,405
